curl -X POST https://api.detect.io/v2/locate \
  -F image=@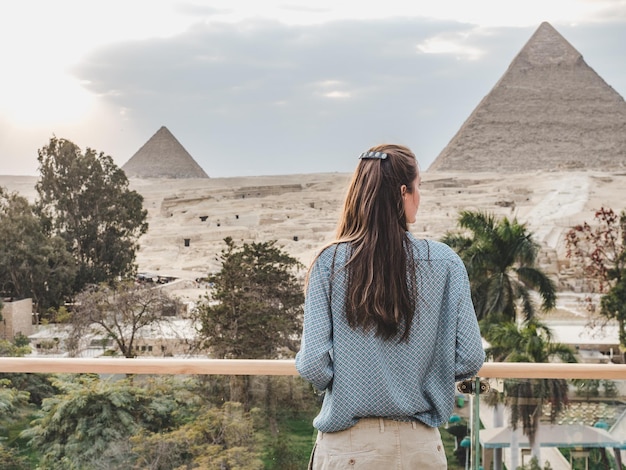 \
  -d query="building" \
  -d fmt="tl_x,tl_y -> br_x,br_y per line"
0,298 -> 33,341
